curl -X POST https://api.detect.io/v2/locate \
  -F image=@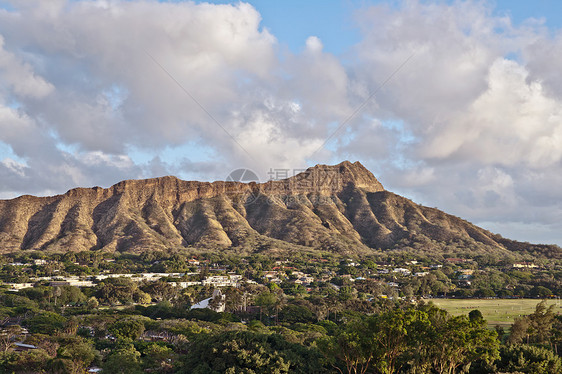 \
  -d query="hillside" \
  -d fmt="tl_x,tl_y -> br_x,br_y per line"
0,161 -> 559,257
